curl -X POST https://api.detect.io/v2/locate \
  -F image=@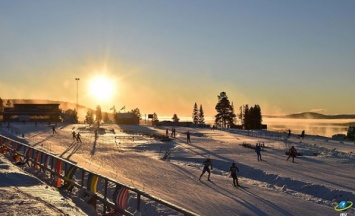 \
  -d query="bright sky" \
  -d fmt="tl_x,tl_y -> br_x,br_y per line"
1,1 -> 354,117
